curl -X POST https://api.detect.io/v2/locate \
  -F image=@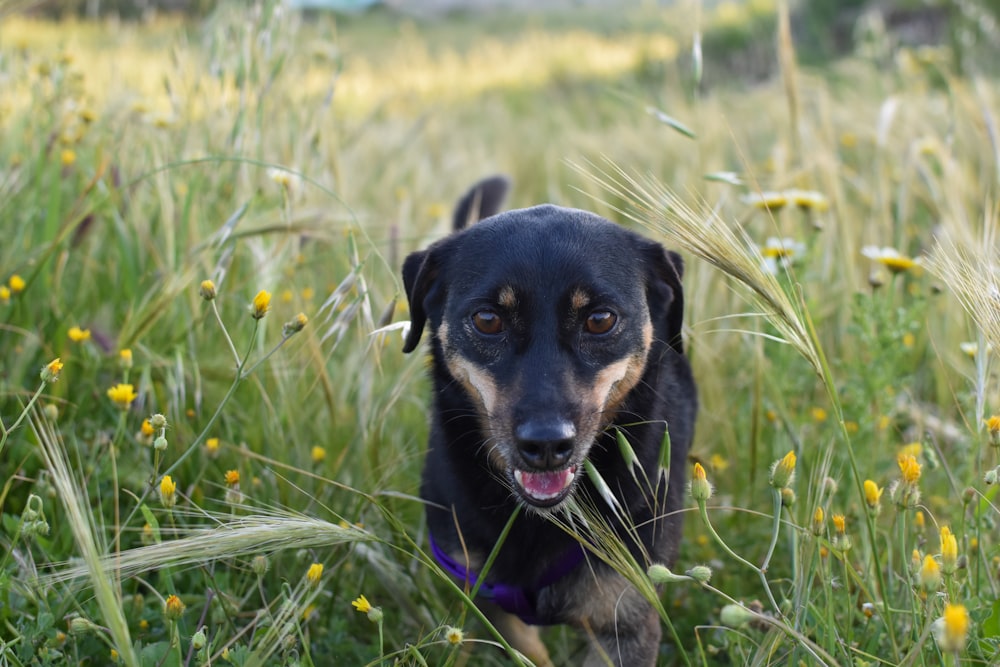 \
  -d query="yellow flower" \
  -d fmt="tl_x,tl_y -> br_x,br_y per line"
897,454 -> 921,484
787,189 -> 829,212
863,480 -> 882,510
934,603 -> 970,652
0,285 -> 9,303
68,326 -> 91,342
205,437 -> 220,454
709,453 -> 728,471
690,462 -> 712,501
899,442 -> 922,459
267,167 -> 300,192
769,450 -> 796,489
282,312 -> 308,336
832,514 -> 846,534
743,190 -> 788,212
444,626 -> 465,645
163,594 -> 185,621
940,526 -> 958,574
915,510 -> 926,531
311,446 -> 326,463
159,475 -> 177,508
902,332 -> 915,348
919,554 -> 941,591
119,348 -> 133,369
351,594 -> 371,613
985,415 -> 1000,446
107,383 -> 138,408
250,290 -> 271,319
41,358 -> 64,382
810,407 -> 828,422
861,245 -> 919,274
9,274 -> 25,292
60,149 -> 76,167
812,507 -> 825,535
110,649 -> 118,662
199,279 -> 216,300
224,470 -> 240,487
306,562 -> 324,585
